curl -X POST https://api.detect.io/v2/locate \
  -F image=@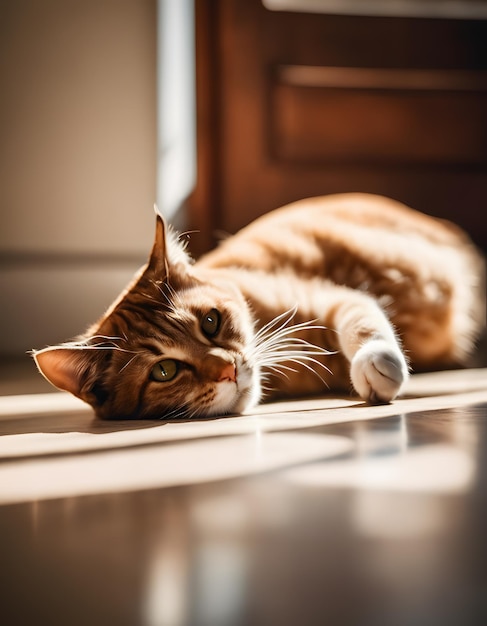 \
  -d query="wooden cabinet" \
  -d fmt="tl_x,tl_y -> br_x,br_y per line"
189,0 -> 487,256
